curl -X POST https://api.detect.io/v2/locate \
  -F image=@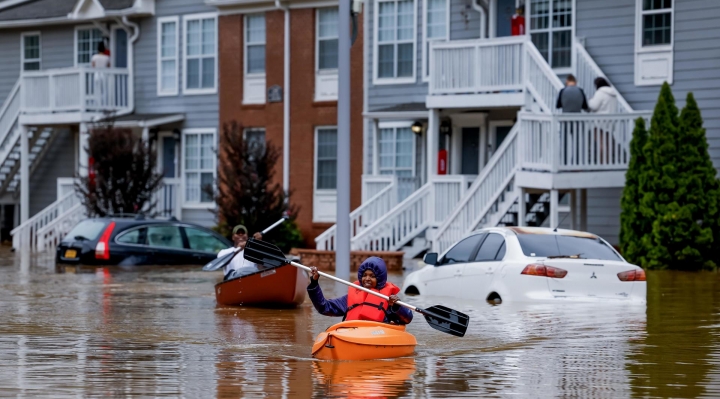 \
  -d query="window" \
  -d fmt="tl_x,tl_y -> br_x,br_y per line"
244,128 -> 266,159
516,234 -> 623,261
316,128 -> 338,190
317,8 -> 339,71
183,129 -> 216,204
184,227 -> 226,253
244,13 -> 266,103
641,0 -> 672,46
374,0 -> 416,83
158,17 -> 179,96
63,220 -> 107,241
245,14 -> 266,75
473,234 -> 505,261
378,126 -> 414,176
440,234 -> 484,265
21,33 -> 41,71
184,13 -> 217,93
116,228 -> 145,245
634,0 -> 673,86
422,0 -> 447,79
147,226 -> 184,249
76,27 -> 103,65
528,0 -> 573,69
